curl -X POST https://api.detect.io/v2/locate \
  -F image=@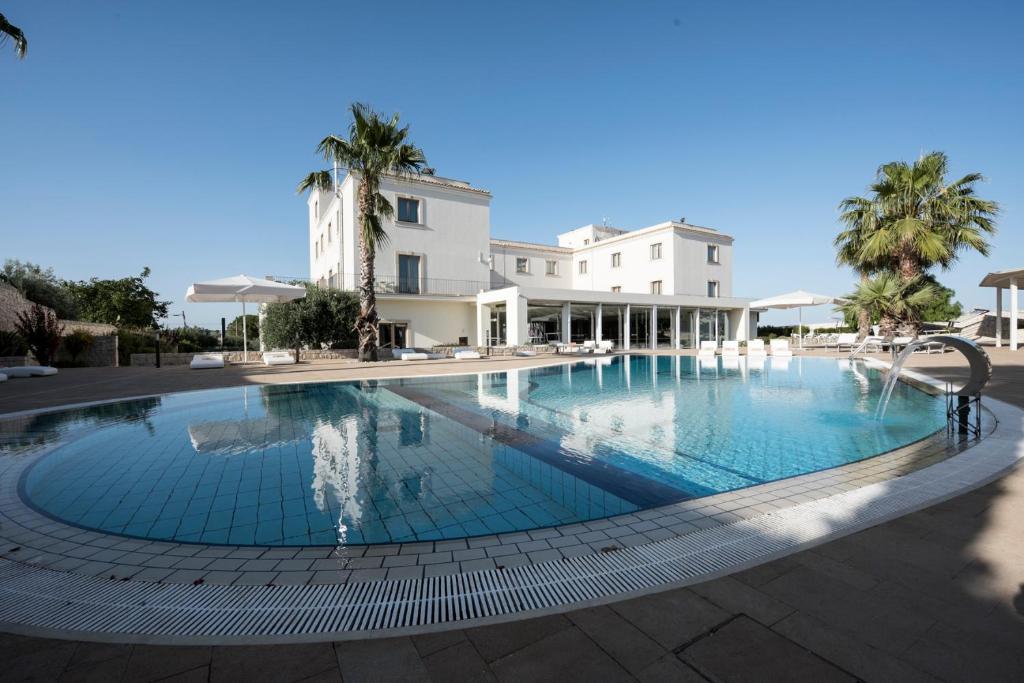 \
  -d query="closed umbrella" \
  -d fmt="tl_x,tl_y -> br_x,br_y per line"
185,275 -> 306,362
748,290 -> 847,350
